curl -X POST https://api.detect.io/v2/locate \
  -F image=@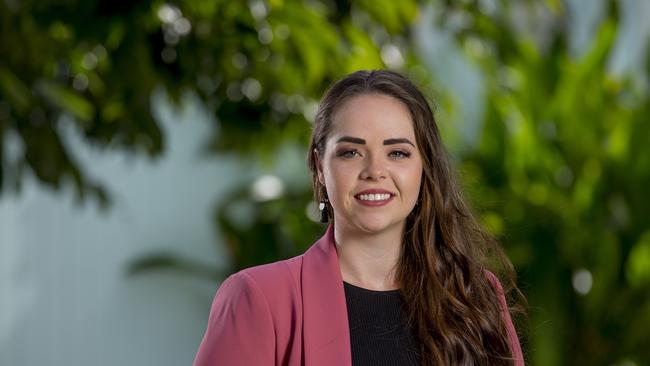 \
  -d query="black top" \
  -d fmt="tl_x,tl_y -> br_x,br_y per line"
343,281 -> 421,366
